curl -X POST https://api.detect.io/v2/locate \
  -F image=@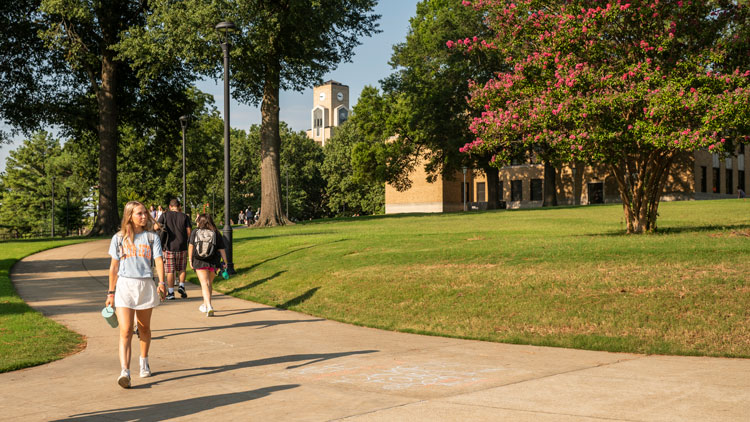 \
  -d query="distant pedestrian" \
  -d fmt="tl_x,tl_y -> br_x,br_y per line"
157,199 -> 192,300
738,186 -> 746,199
149,205 -> 157,219
238,210 -> 245,225
189,213 -> 227,316
155,205 -> 164,220
105,201 -> 166,389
